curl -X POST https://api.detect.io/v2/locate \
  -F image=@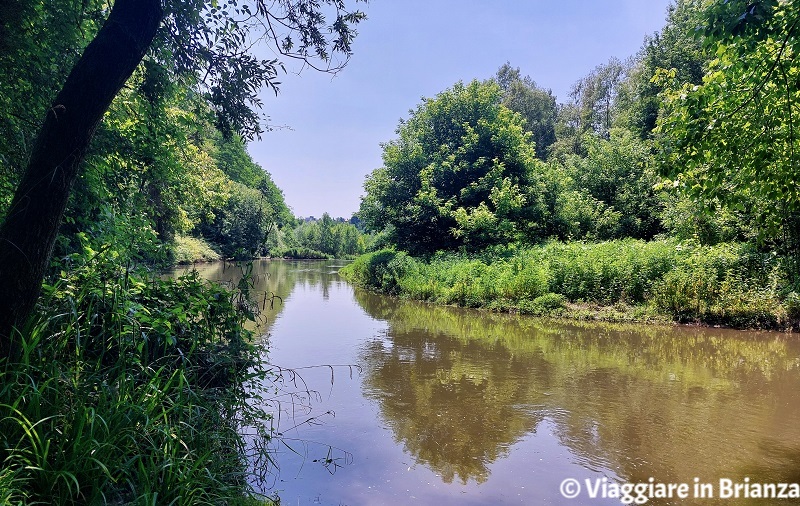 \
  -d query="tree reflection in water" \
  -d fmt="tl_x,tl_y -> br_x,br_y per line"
355,288 -> 800,491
